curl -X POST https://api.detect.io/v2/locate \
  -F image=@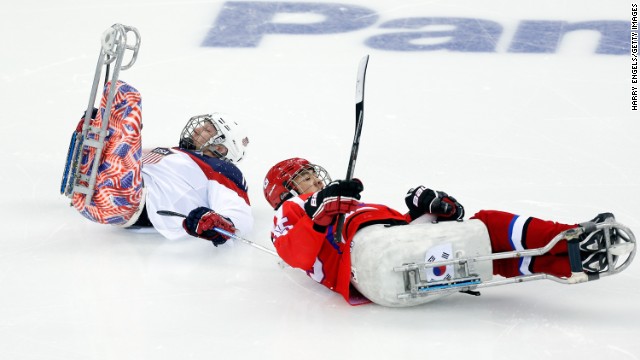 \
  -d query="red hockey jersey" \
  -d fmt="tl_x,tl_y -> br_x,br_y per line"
270,193 -> 410,305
